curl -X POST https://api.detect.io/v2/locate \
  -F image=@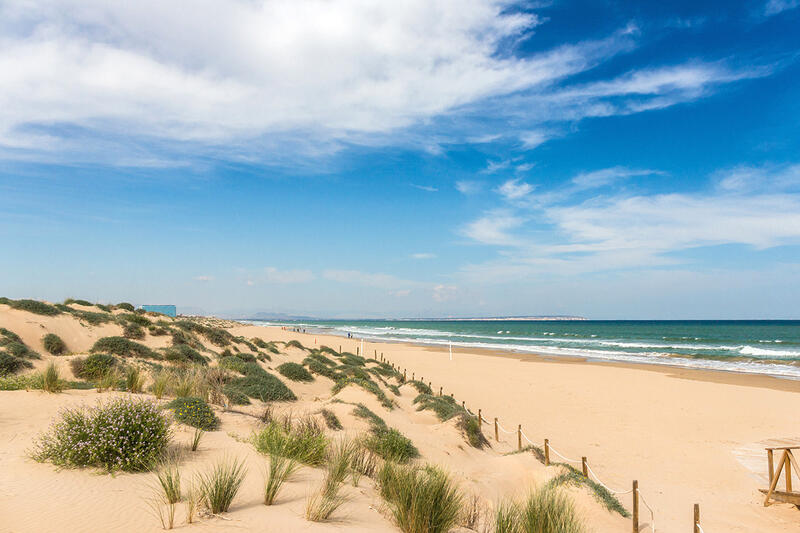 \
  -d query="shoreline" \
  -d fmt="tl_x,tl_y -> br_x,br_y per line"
243,320 -> 800,393
226,321 -> 800,531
